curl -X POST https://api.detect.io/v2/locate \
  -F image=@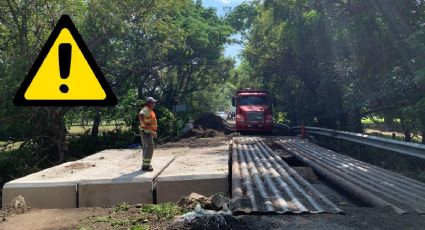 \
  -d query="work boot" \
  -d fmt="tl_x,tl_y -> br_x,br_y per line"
141,166 -> 154,172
